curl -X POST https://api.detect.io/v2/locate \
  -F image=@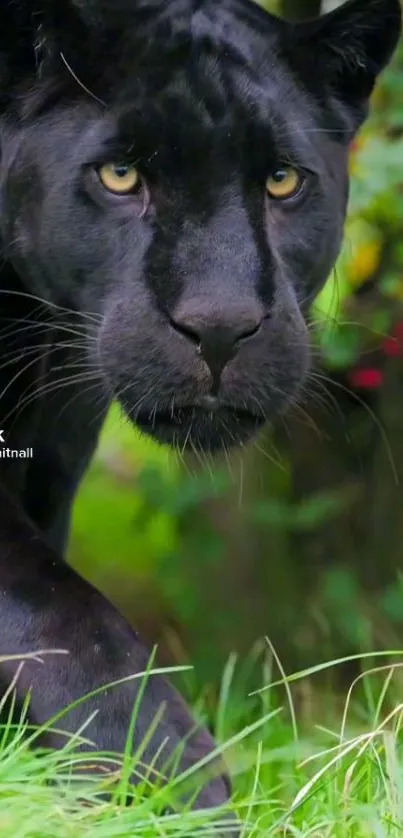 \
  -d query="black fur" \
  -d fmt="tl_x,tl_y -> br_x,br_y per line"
0,0 -> 400,827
